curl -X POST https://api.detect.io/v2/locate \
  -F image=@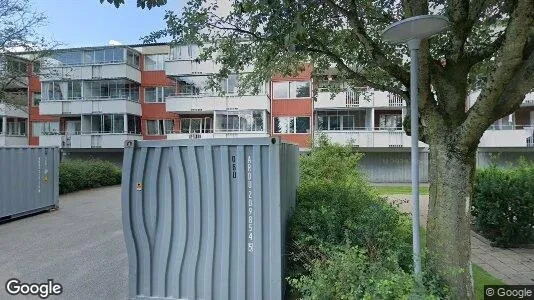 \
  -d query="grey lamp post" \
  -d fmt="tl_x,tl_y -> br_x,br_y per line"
382,15 -> 449,279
